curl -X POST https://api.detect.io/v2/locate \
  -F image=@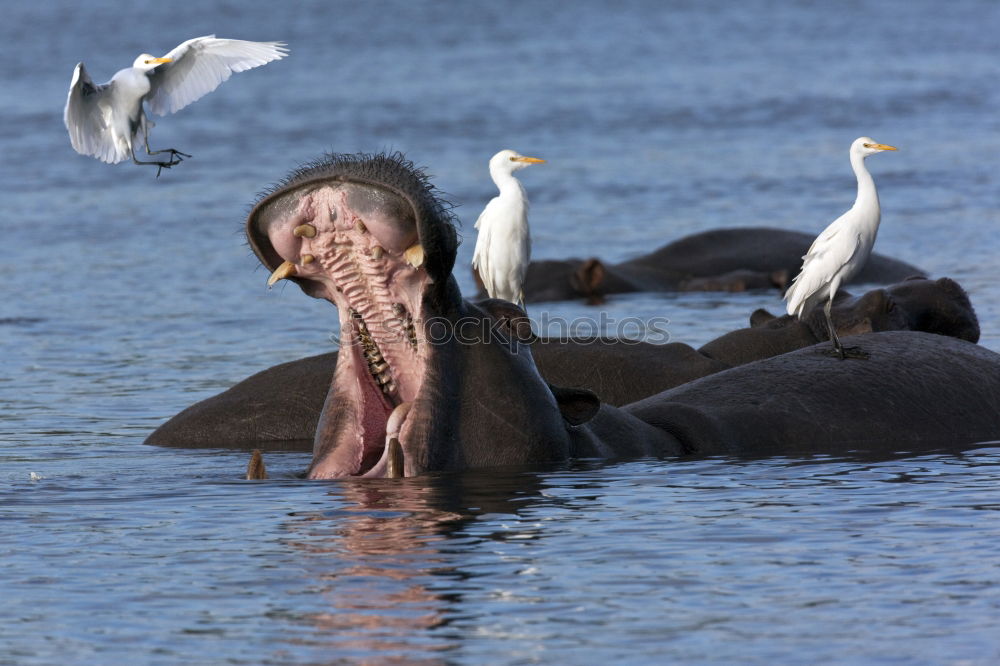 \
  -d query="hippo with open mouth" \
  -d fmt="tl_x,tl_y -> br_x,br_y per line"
218,152 -> 1000,478
245,153 -> 681,478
